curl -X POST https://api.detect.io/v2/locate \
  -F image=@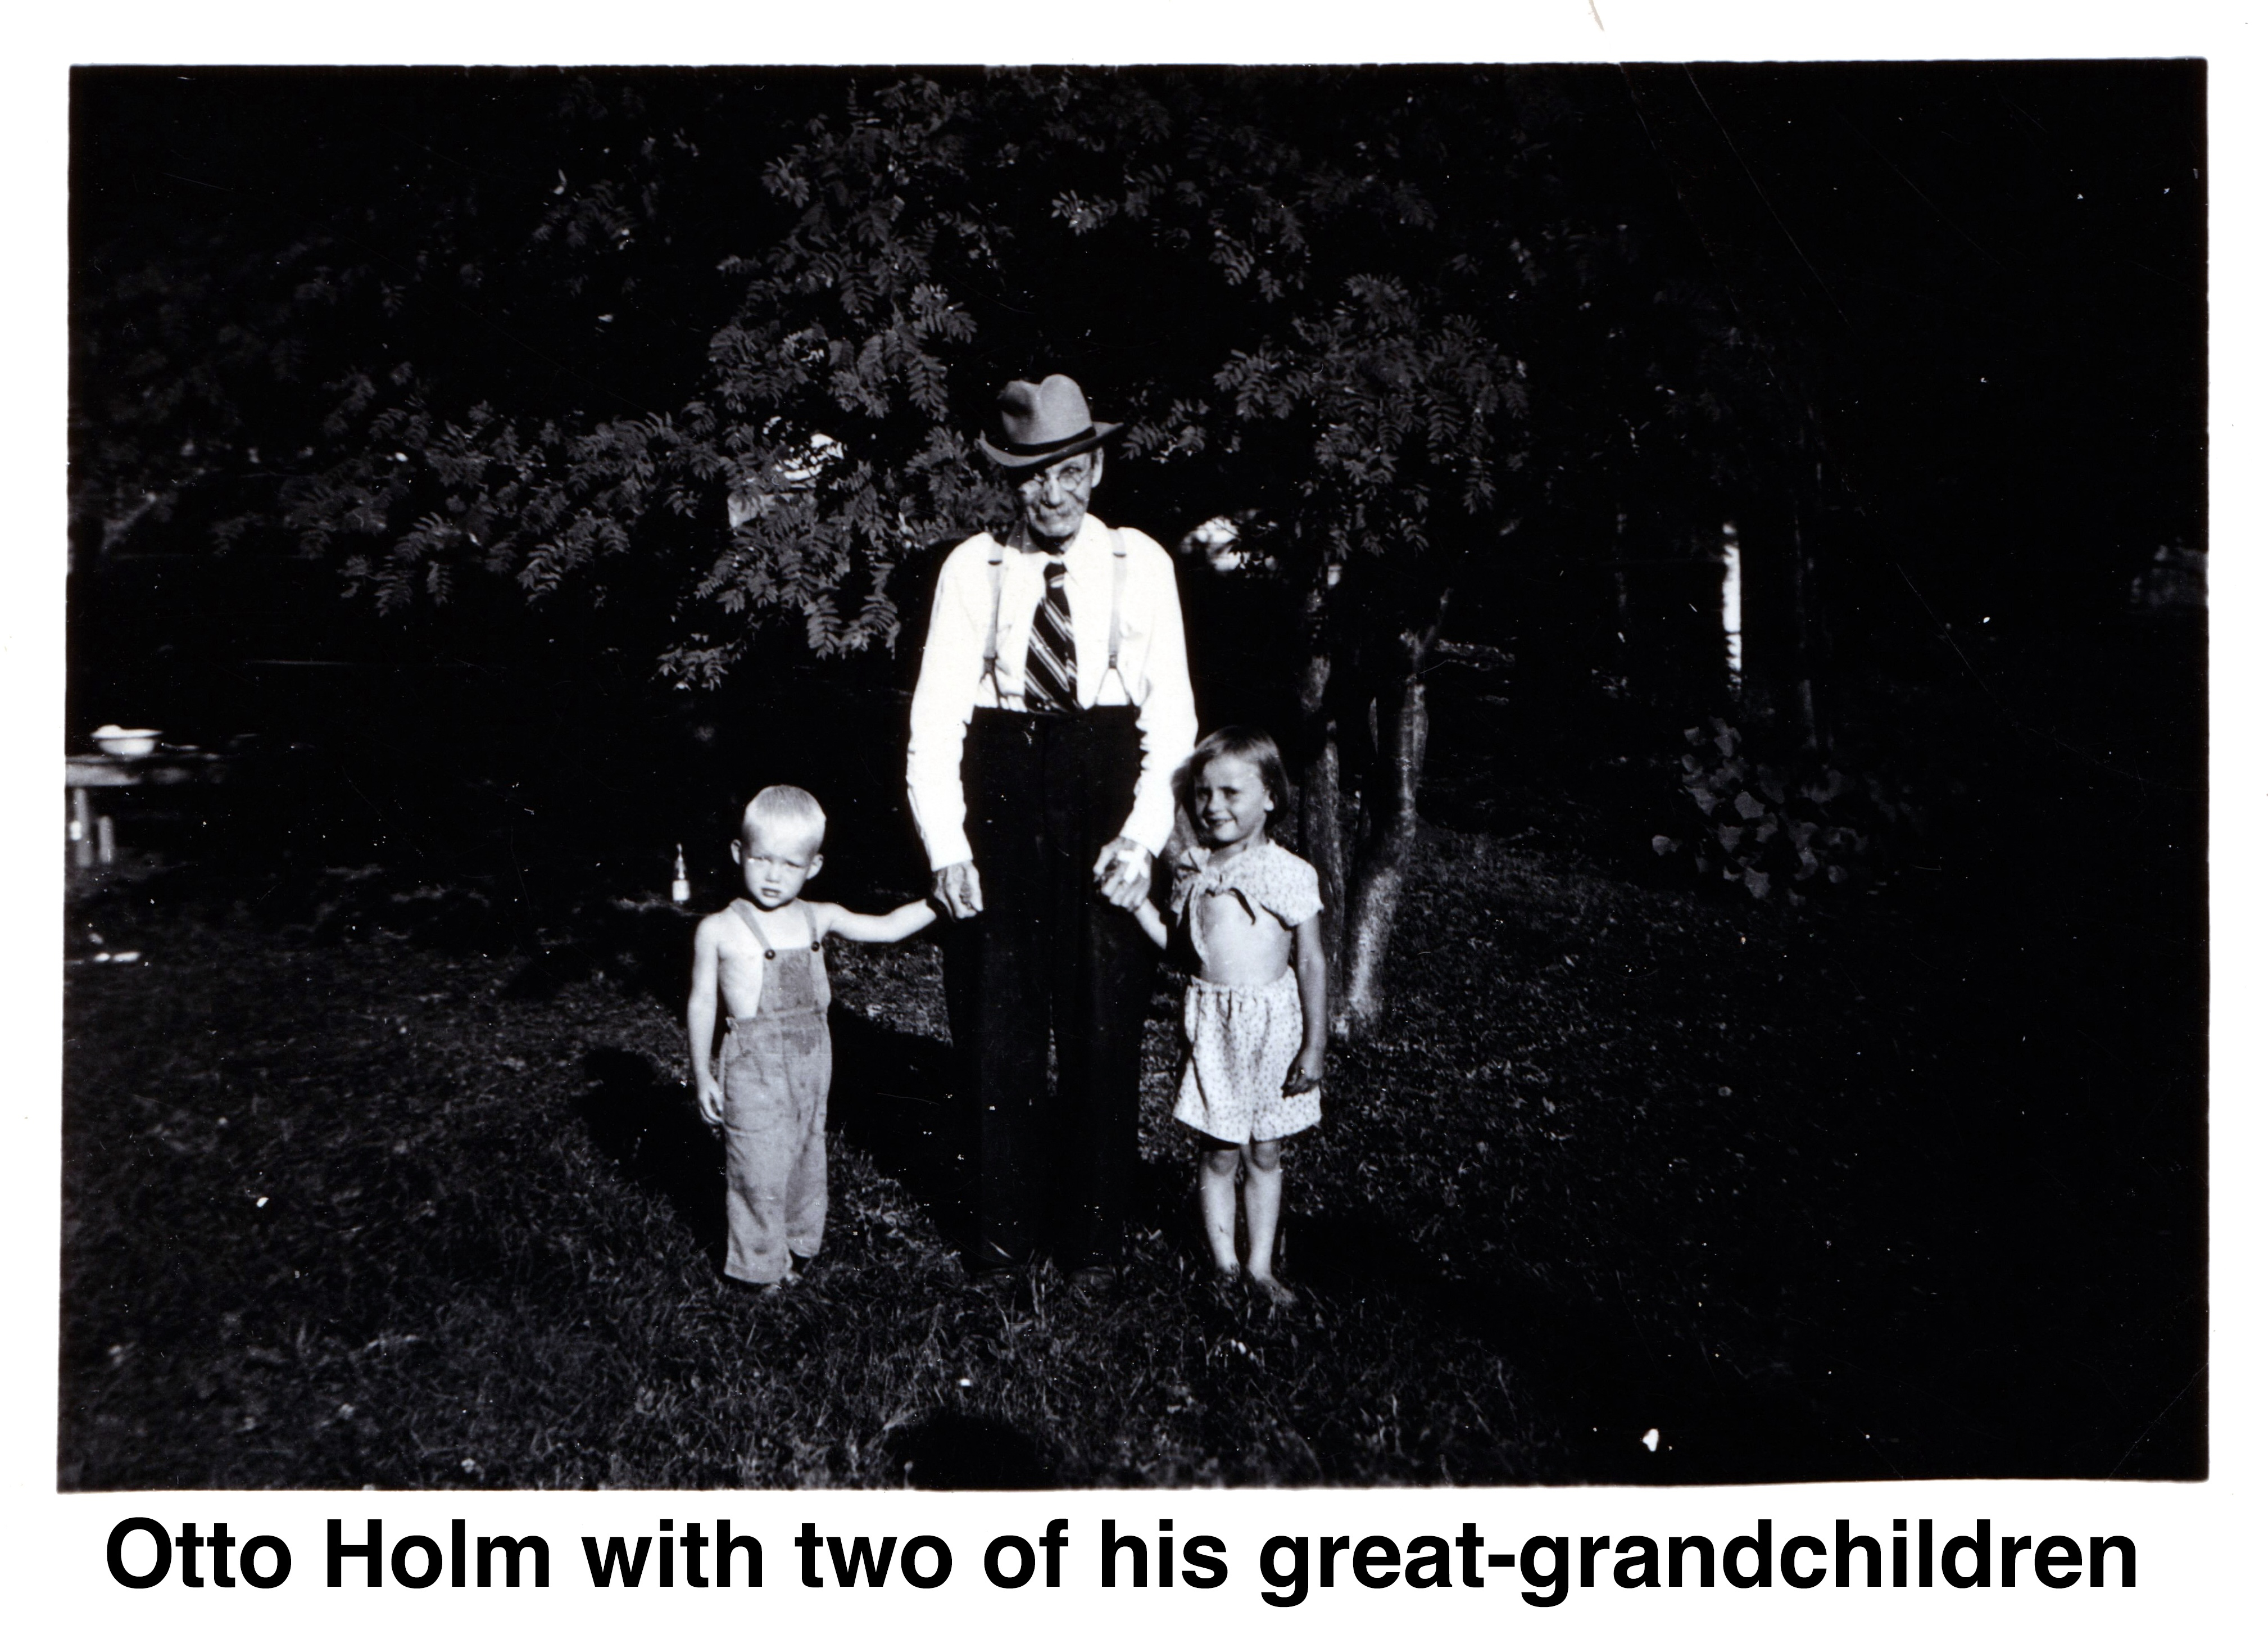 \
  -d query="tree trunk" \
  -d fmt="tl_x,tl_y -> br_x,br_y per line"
1336,591 -> 1449,1040
1791,480 -> 1831,754
1295,573 -> 1347,999
1626,66 -> 1837,754
1609,504 -> 1634,675
1735,490 -> 1824,754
